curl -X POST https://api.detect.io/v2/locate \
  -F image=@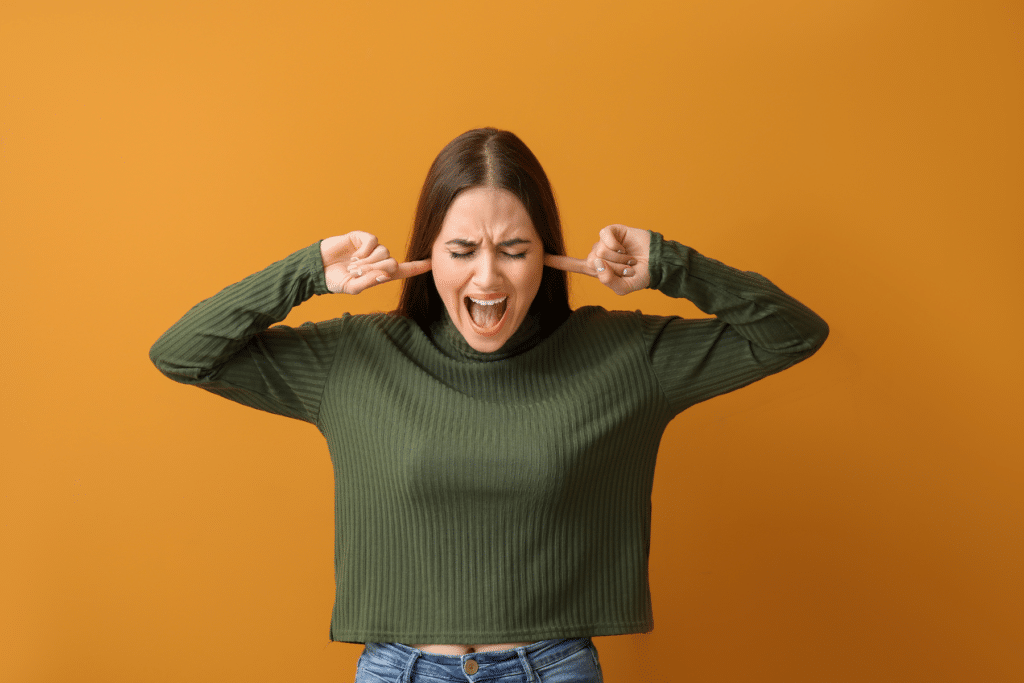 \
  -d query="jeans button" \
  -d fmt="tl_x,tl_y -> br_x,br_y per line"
463,658 -> 478,675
